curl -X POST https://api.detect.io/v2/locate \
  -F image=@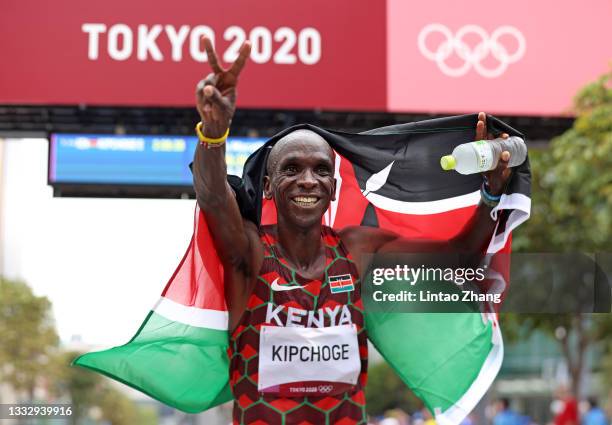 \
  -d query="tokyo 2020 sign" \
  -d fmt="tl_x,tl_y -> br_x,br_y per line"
1,0 -> 610,115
